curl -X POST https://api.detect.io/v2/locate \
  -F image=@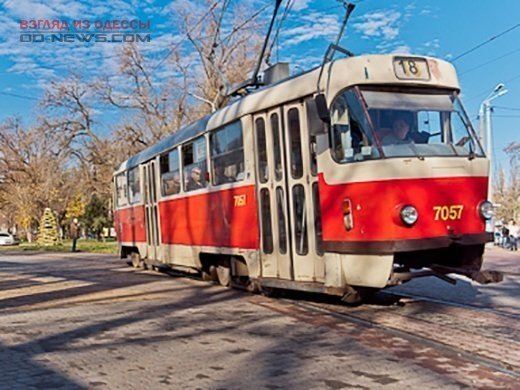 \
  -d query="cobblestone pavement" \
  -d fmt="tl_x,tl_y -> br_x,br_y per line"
483,246 -> 520,275
0,251 -> 518,389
